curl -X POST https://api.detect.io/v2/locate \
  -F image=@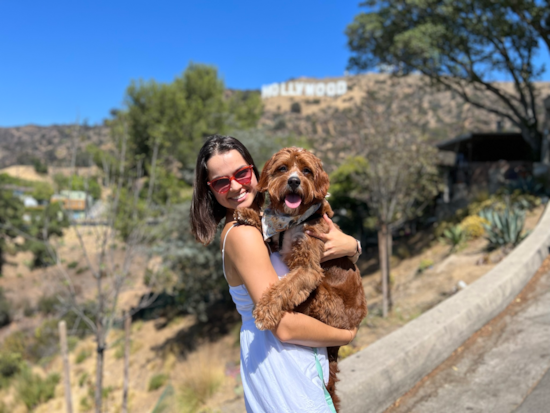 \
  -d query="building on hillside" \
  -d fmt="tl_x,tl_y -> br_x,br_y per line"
51,190 -> 94,220
436,132 -> 535,203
